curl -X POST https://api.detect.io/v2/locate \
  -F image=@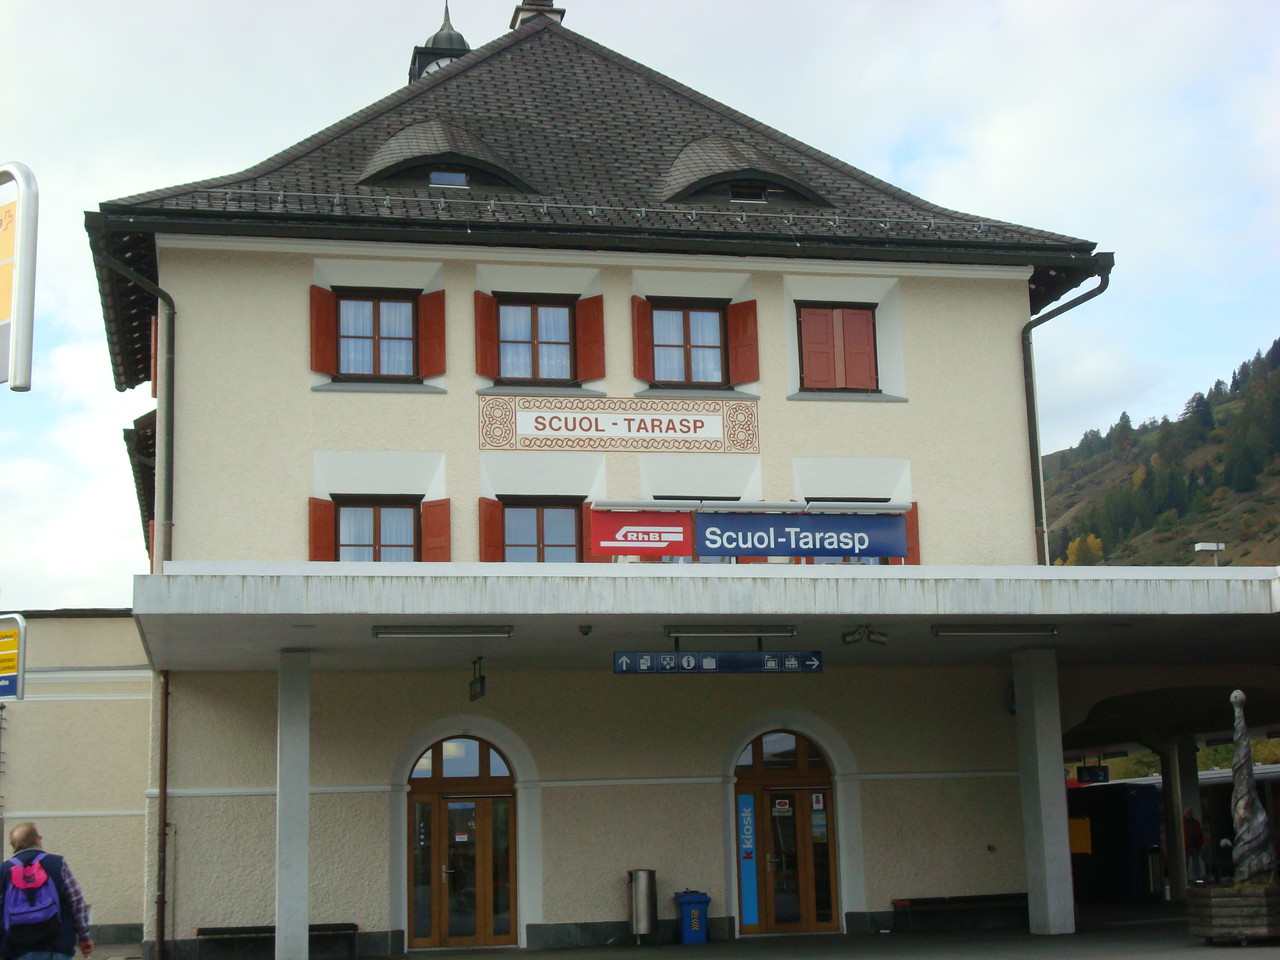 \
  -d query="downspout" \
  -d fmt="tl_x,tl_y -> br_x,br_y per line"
93,249 -> 177,960
94,252 -> 177,566
1023,252 -> 1114,564
156,670 -> 171,960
